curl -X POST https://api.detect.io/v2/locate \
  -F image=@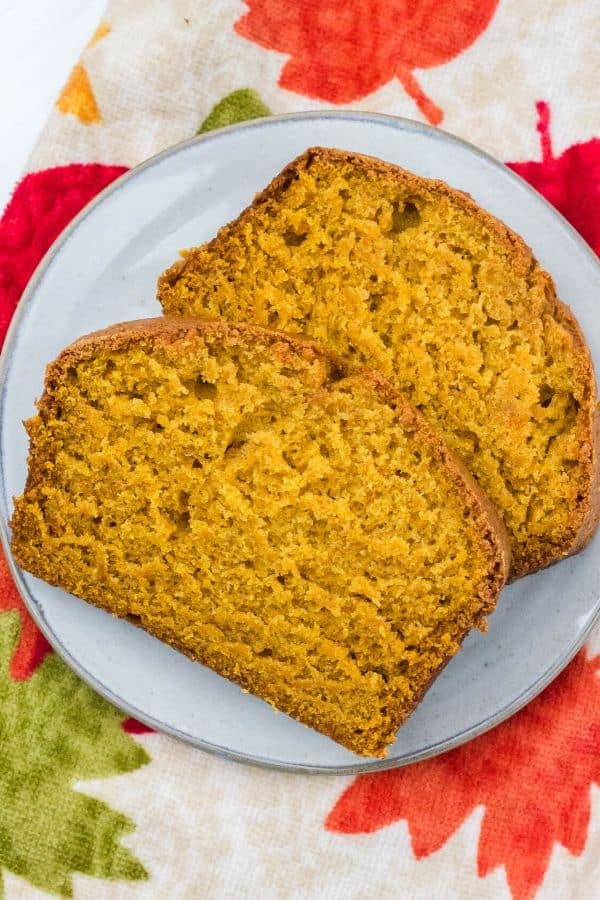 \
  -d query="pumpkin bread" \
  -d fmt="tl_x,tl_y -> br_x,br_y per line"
11,317 -> 509,757
158,148 -> 599,578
